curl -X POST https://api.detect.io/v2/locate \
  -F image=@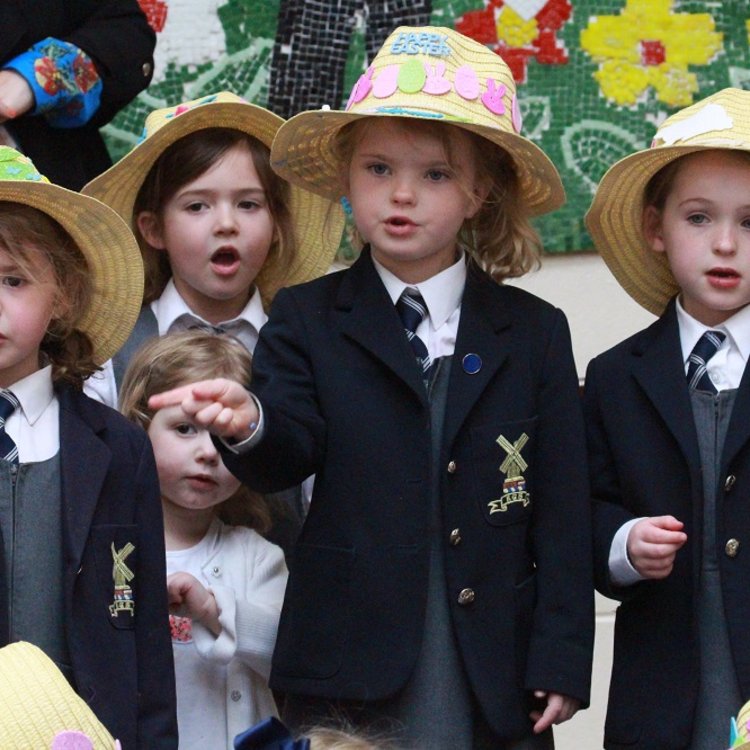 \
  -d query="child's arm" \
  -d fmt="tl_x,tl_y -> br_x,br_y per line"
529,690 -> 581,733
189,535 -> 288,680
149,378 -> 259,442
167,572 -> 221,635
